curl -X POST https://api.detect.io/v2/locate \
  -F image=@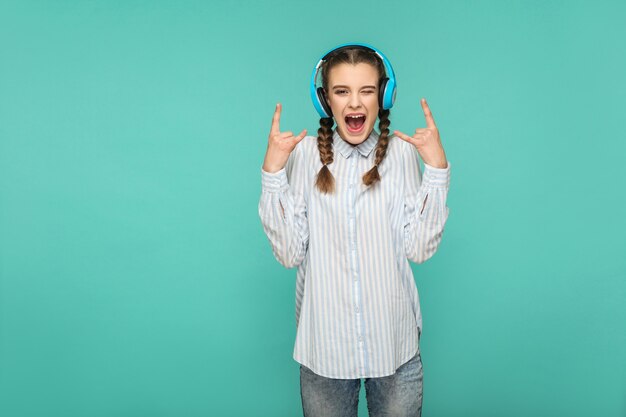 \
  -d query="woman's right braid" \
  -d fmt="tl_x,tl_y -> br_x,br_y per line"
315,117 -> 335,194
